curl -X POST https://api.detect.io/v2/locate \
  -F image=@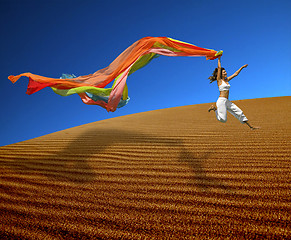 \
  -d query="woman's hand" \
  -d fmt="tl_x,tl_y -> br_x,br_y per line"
243,64 -> 248,68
